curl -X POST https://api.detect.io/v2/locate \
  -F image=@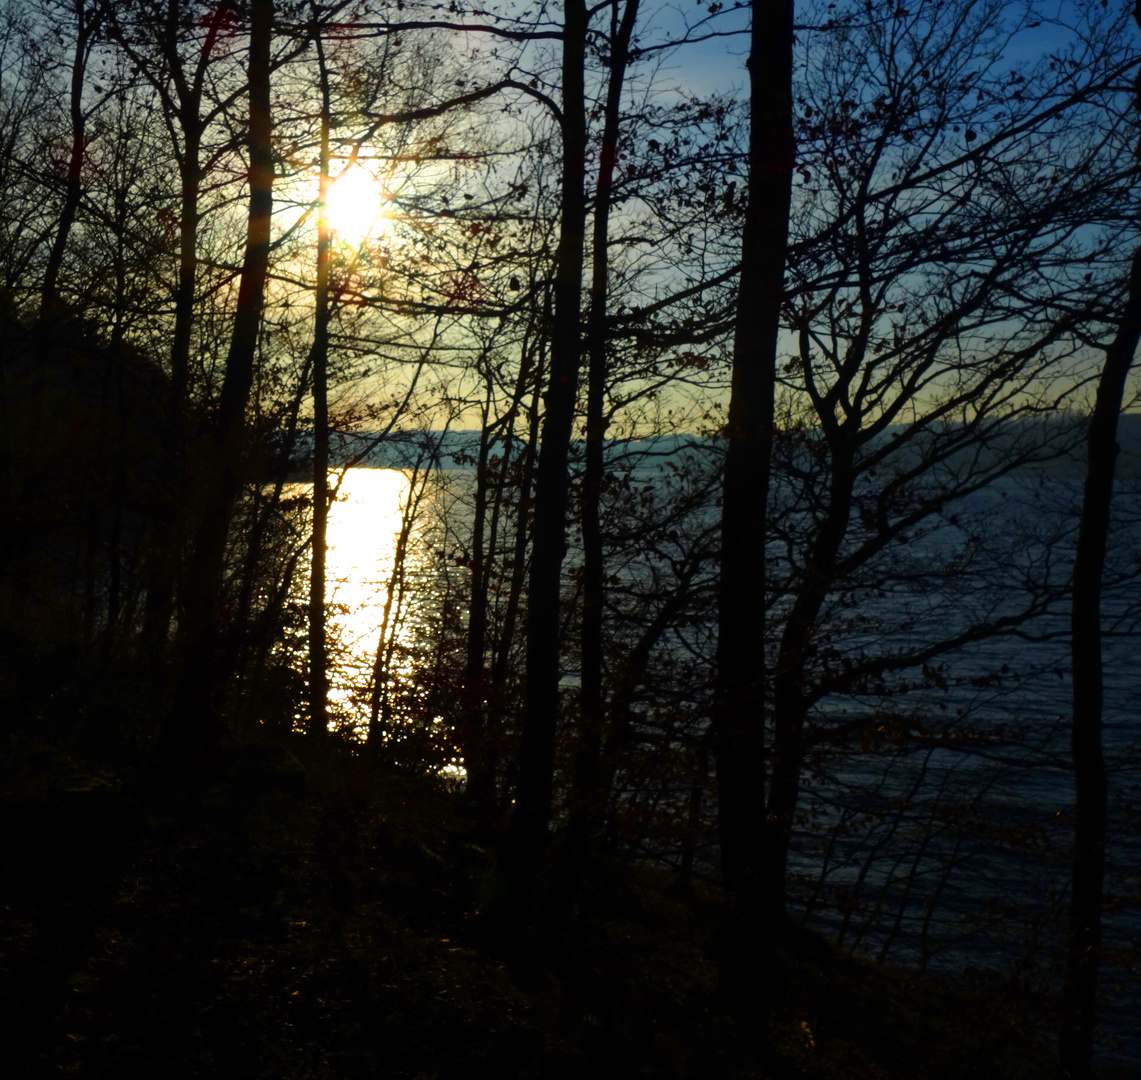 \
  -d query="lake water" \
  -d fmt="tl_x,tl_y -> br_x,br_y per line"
781,478 -> 1141,1067
288,461 -> 1140,1067
281,466 -> 467,774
